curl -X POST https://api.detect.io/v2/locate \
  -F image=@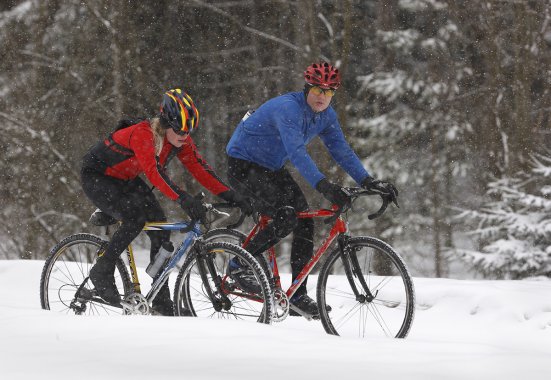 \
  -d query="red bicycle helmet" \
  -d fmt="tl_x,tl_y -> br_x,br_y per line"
160,89 -> 200,135
304,62 -> 341,89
